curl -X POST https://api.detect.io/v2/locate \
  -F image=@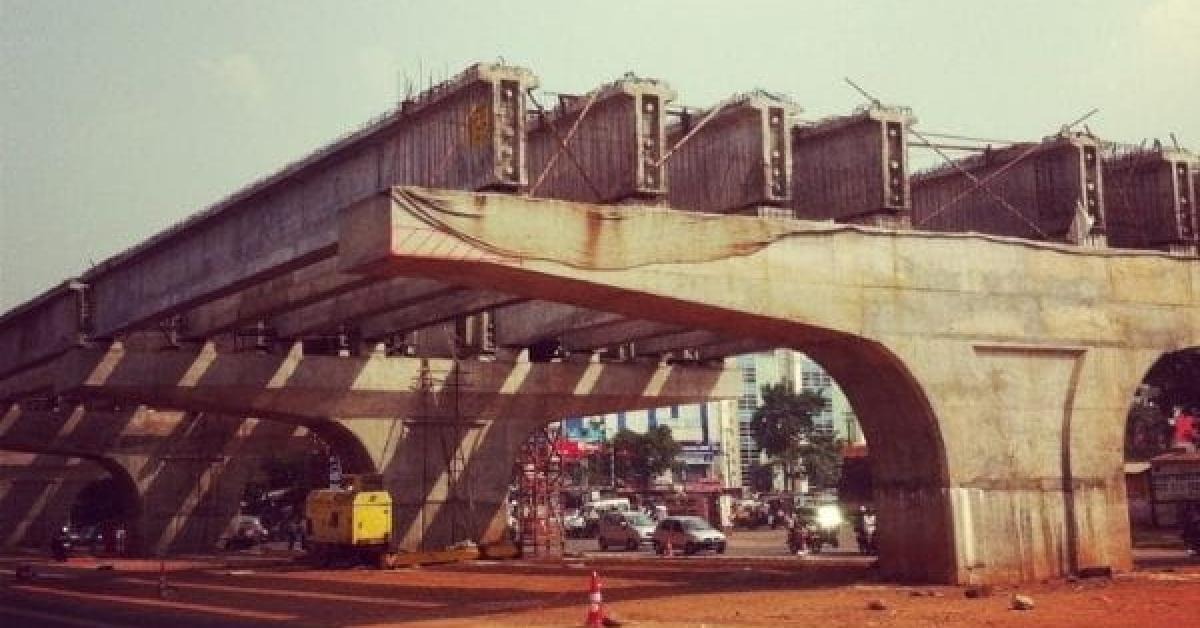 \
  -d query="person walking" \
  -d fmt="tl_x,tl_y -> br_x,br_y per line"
286,517 -> 305,551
